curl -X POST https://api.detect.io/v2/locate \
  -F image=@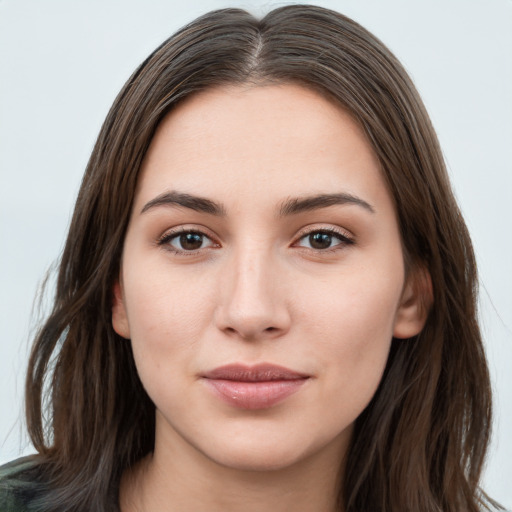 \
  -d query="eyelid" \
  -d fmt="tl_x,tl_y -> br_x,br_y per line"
157,225 -> 220,254
292,225 -> 355,251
